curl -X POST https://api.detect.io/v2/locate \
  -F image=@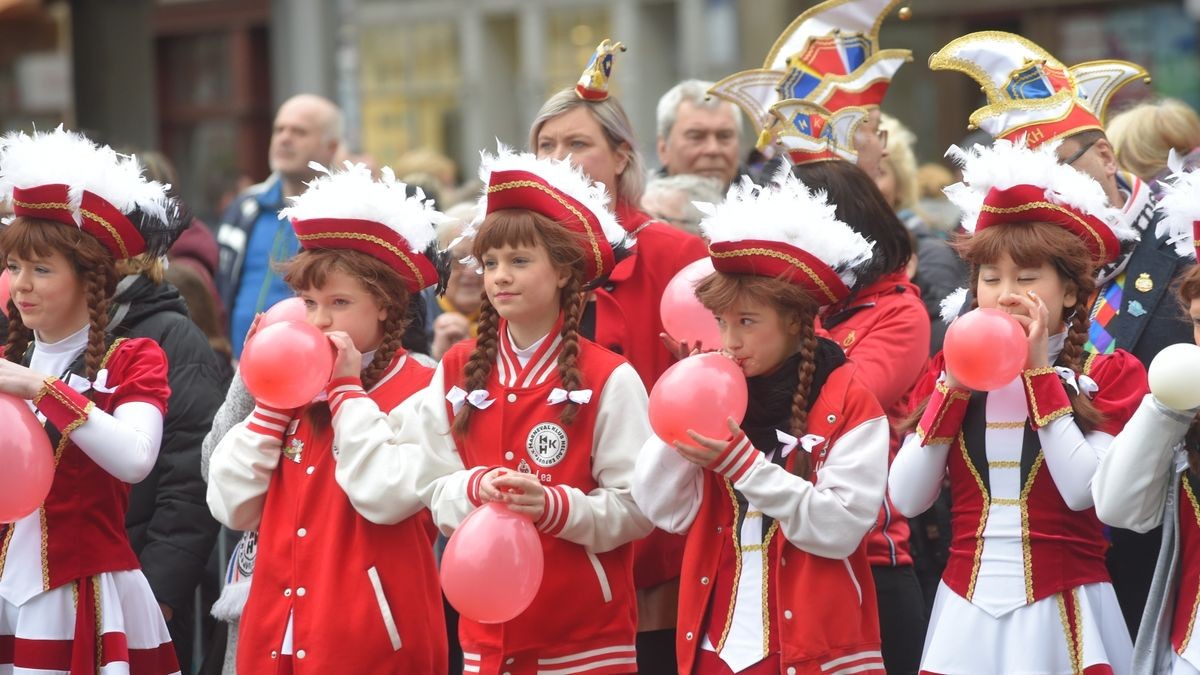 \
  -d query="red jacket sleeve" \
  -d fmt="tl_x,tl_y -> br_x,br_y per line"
841,297 -> 931,413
